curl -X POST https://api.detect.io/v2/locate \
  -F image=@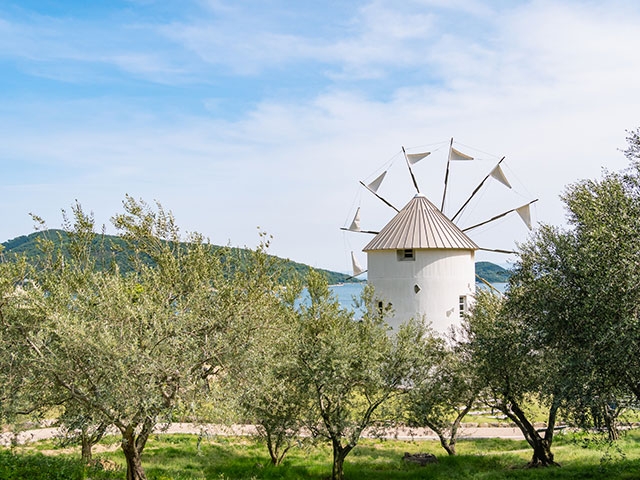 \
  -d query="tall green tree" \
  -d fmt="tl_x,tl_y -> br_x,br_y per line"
0,255 -> 37,426
623,127 -> 640,164
295,272 -> 429,480
55,405 -> 109,464
19,200 -> 225,480
404,342 -> 478,456
225,235 -> 306,466
234,316 -> 309,466
7,197 -> 288,480
507,131 -> 640,437
508,223 -> 633,441
462,290 -> 563,467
